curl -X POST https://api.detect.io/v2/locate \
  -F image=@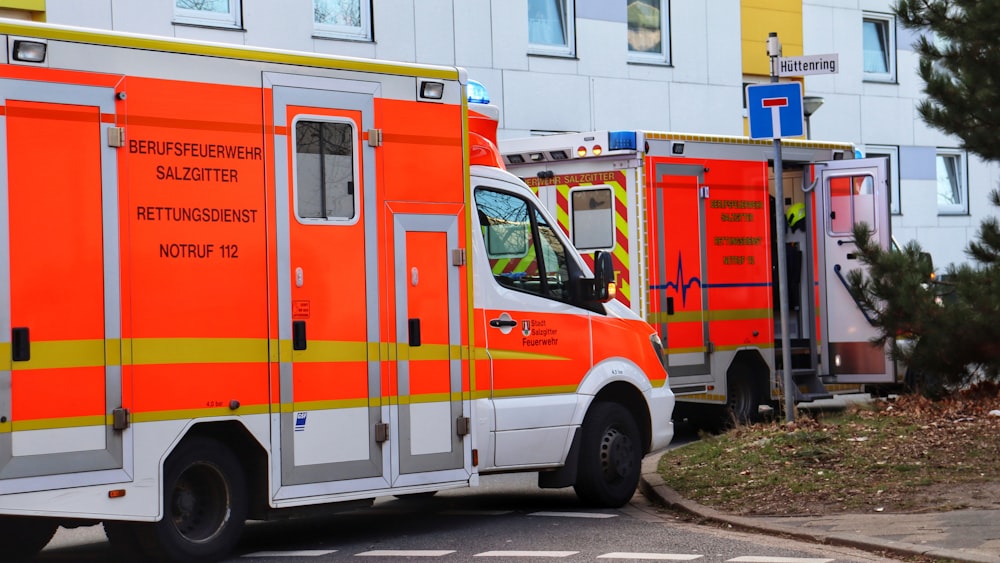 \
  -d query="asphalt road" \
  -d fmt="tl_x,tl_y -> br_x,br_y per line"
37,413 -> 901,563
